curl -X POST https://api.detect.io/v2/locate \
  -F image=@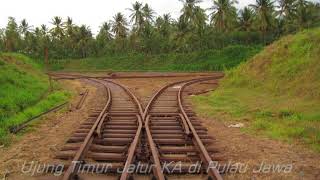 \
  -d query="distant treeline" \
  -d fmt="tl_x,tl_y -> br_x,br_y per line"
0,0 -> 319,60
49,45 -> 262,71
